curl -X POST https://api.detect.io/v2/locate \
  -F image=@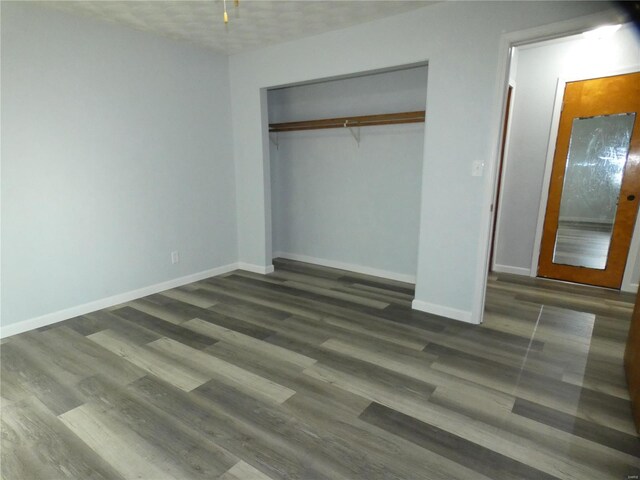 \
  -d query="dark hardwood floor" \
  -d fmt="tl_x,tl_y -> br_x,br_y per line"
2,258 -> 639,479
